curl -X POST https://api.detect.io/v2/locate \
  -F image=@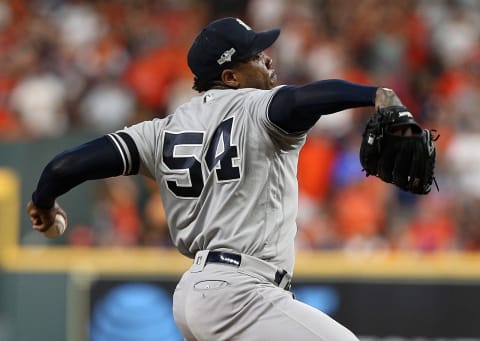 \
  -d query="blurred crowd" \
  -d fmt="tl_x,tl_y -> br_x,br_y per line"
2,0 -> 480,252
